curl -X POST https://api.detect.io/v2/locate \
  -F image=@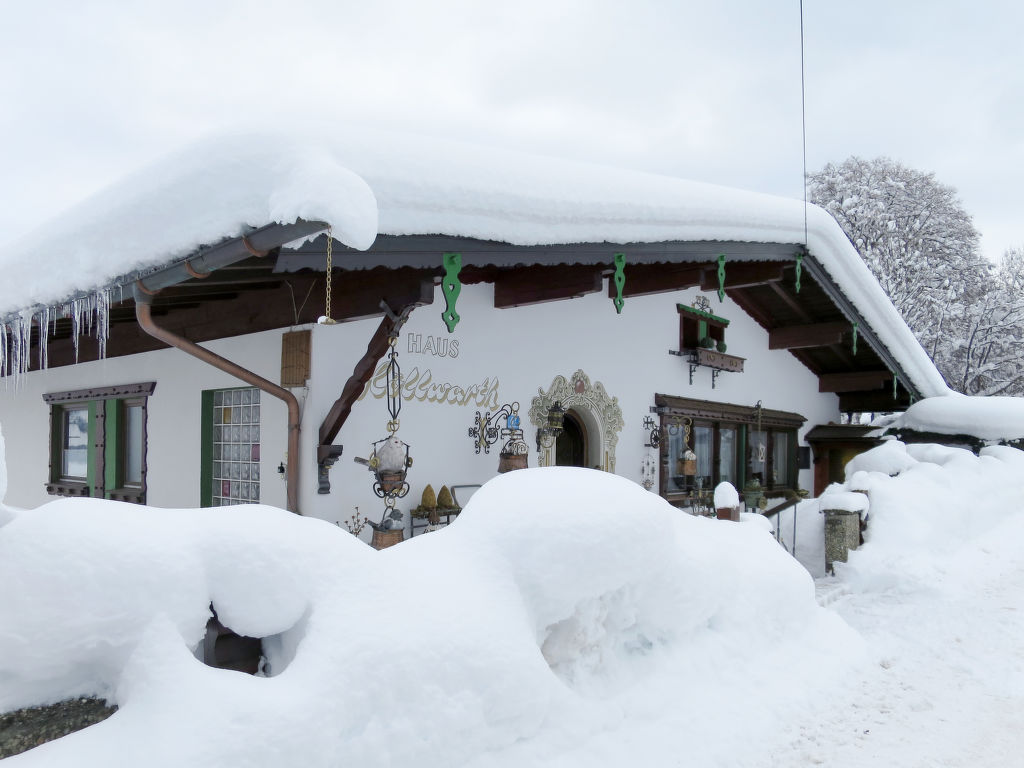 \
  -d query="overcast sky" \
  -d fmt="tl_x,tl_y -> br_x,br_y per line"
1,0 -> 1021,261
